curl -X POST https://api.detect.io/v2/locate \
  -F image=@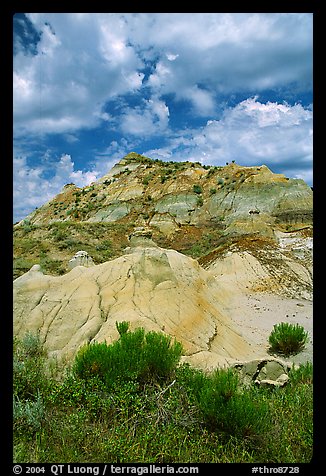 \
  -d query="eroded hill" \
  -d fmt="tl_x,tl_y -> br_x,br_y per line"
13,153 -> 313,370
14,152 -> 313,278
14,232 -> 257,367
